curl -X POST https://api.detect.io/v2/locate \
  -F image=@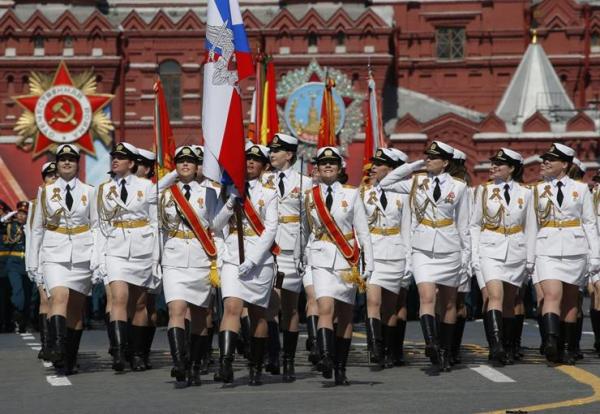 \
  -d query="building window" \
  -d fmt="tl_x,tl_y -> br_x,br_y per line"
436,27 -> 465,60
592,33 -> 600,52
33,35 -> 44,49
336,31 -> 346,46
159,60 -> 182,121
308,32 -> 318,47
64,35 -> 74,48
